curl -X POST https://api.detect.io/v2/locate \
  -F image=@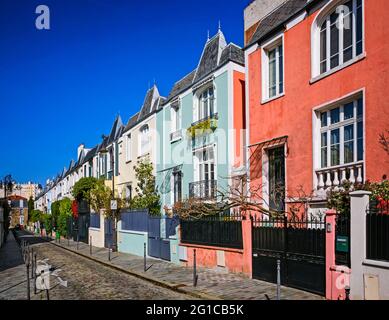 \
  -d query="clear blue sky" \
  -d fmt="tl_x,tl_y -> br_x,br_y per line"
0,0 -> 247,185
